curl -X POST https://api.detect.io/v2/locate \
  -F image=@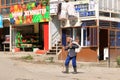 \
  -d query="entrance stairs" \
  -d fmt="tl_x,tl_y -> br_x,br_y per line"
42,40 -> 62,61
46,41 -> 62,55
